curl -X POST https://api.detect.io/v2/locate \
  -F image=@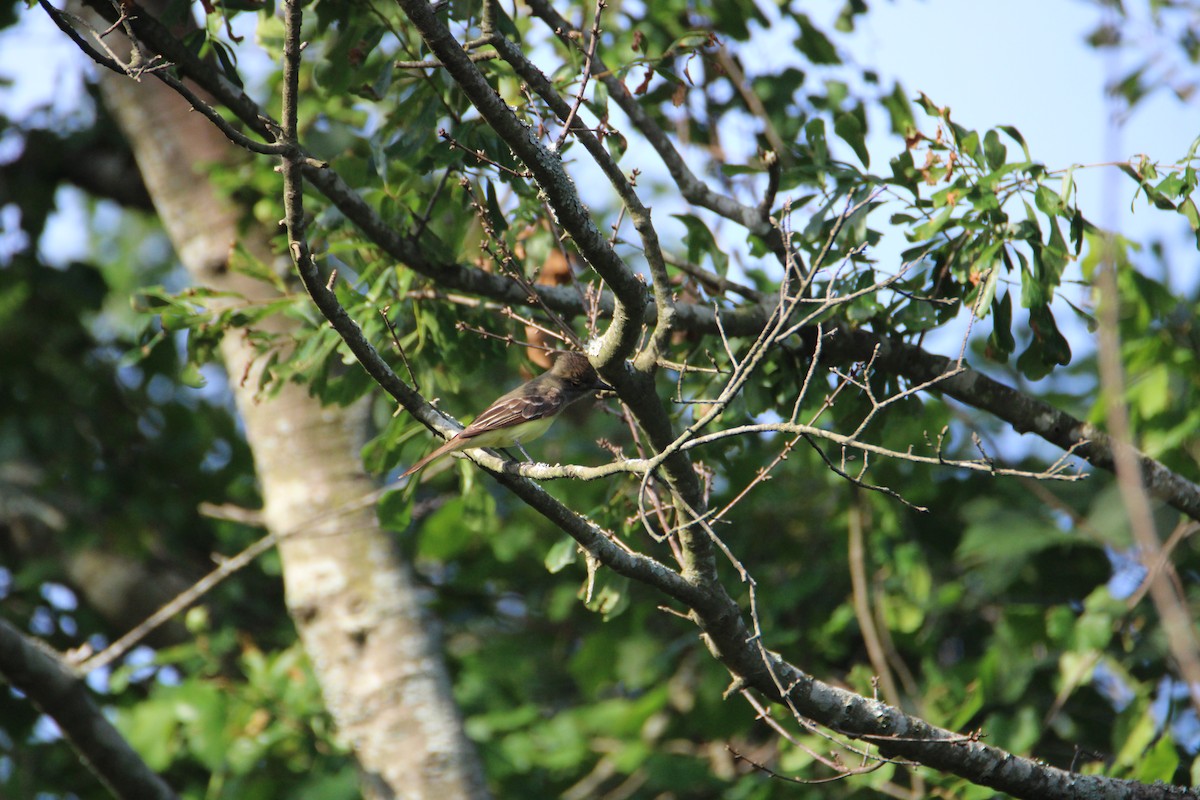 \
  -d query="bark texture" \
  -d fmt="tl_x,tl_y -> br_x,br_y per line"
0,617 -> 179,800
93,27 -> 488,800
